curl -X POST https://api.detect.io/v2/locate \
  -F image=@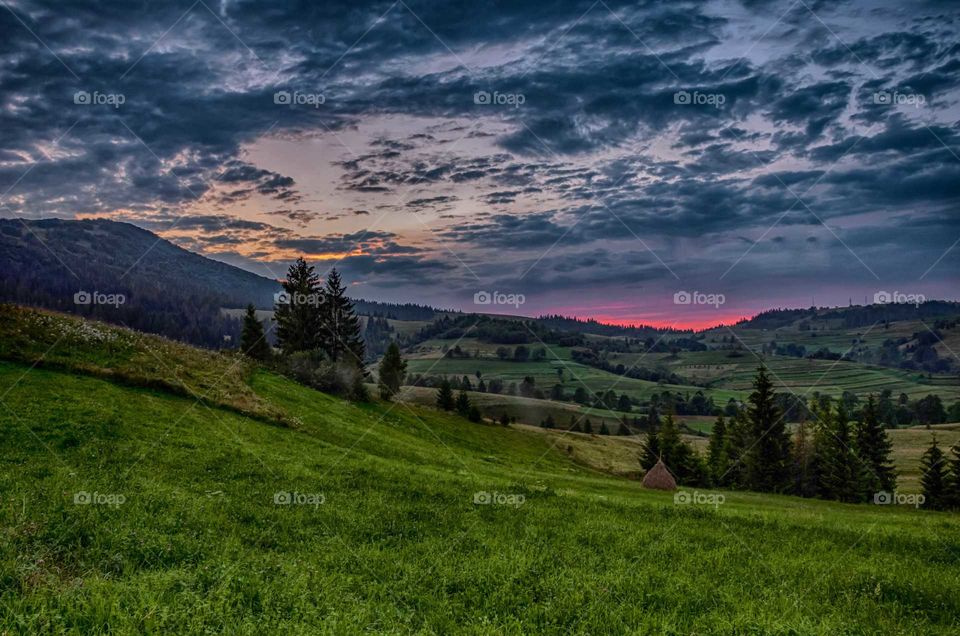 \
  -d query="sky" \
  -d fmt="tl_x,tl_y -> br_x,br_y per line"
1,0 -> 958,329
